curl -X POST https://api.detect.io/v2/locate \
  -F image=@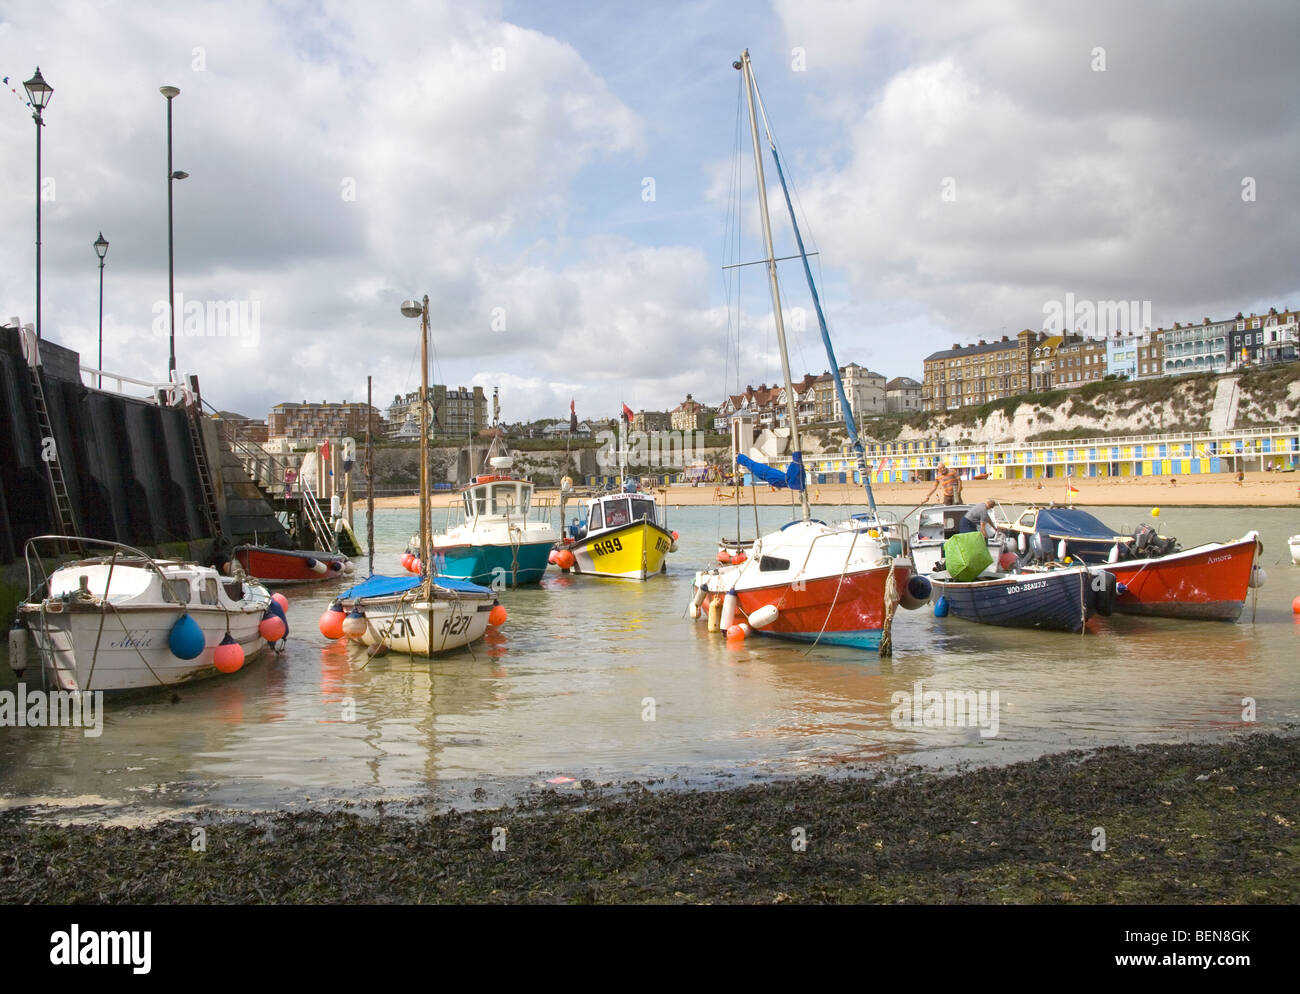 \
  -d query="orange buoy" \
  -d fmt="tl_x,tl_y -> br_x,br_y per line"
726,623 -> 750,641
671,531 -> 679,541
1293,595 -> 1300,614
319,603 -> 345,639
716,549 -> 730,563
271,593 -> 289,614
213,634 -> 245,674
547,549 -> 559,565
259,614 -> 287,642
730,552 -> 747,565
489,603 -> 508,626
556,549 -> 575,570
